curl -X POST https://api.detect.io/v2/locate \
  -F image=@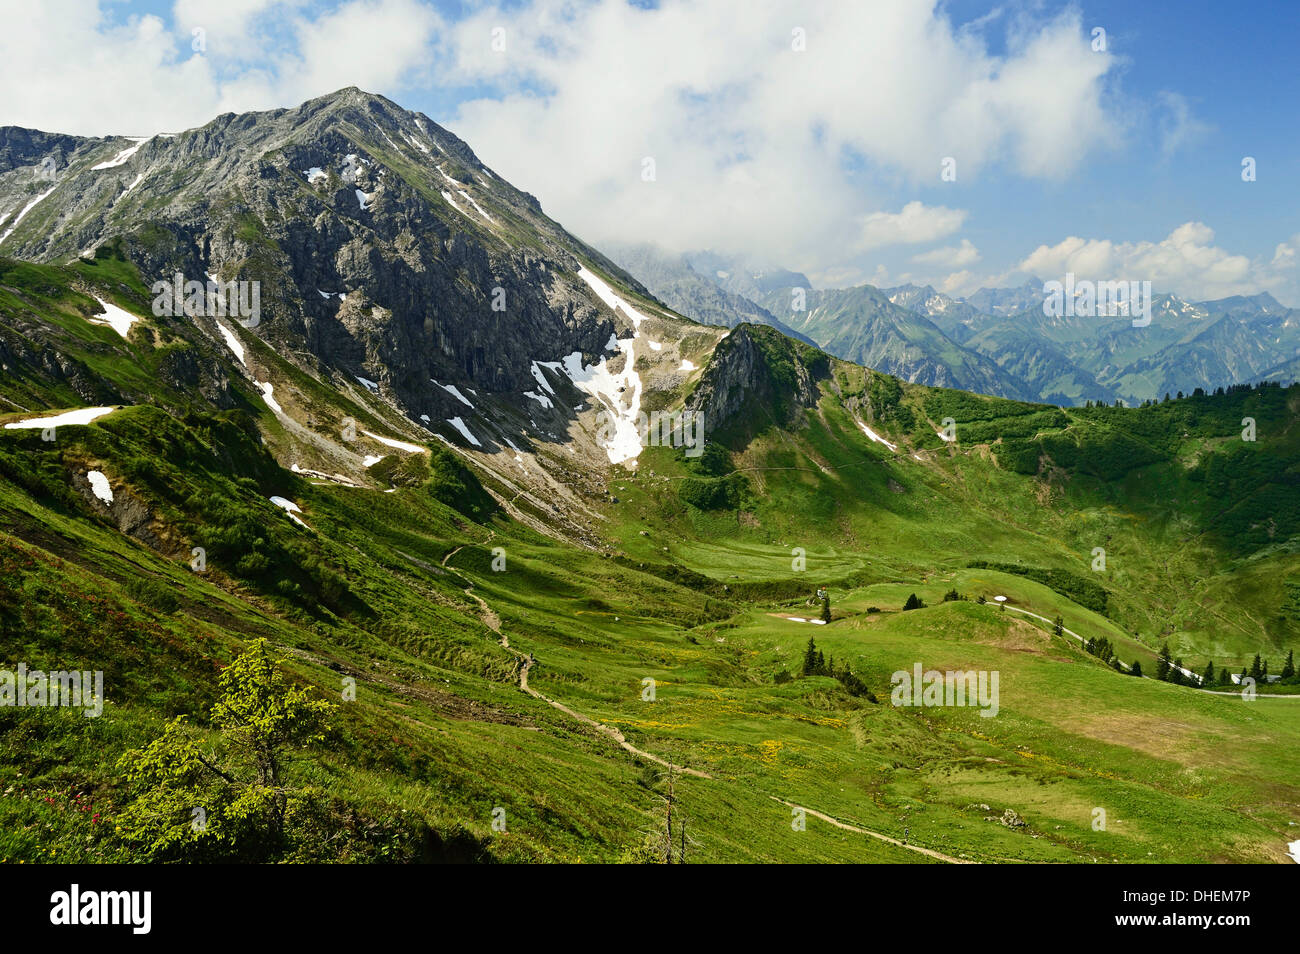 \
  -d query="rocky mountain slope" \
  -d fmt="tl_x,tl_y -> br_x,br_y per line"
757,283 -> 1037,400
0,88 -> 723,545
